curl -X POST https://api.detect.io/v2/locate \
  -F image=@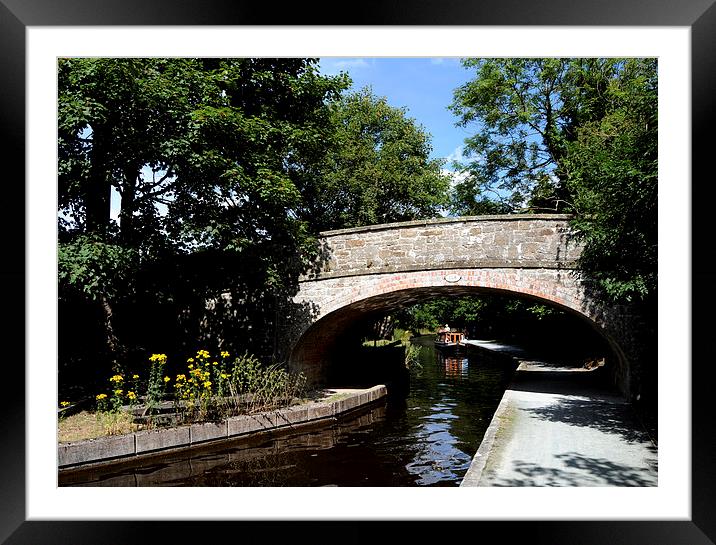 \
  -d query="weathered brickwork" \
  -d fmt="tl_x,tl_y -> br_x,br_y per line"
287,215 -> 643,400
